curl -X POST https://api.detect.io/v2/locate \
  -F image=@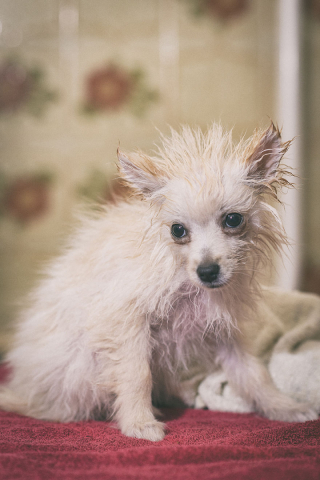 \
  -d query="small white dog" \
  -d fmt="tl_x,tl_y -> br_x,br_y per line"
0,123 -> 319,441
